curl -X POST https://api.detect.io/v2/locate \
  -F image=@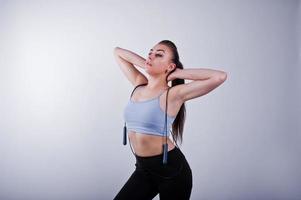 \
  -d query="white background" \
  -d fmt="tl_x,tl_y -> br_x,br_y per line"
0,0 -> 300,199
